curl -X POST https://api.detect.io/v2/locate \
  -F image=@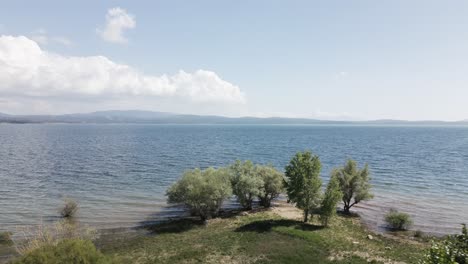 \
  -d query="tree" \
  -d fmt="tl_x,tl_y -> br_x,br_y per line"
284,151 -> 322,222
319,176 -> 342,227
229,160 -> 263,210
166,167 -> 232,221
255,165 -> 284,208
332,159 -> 373,214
